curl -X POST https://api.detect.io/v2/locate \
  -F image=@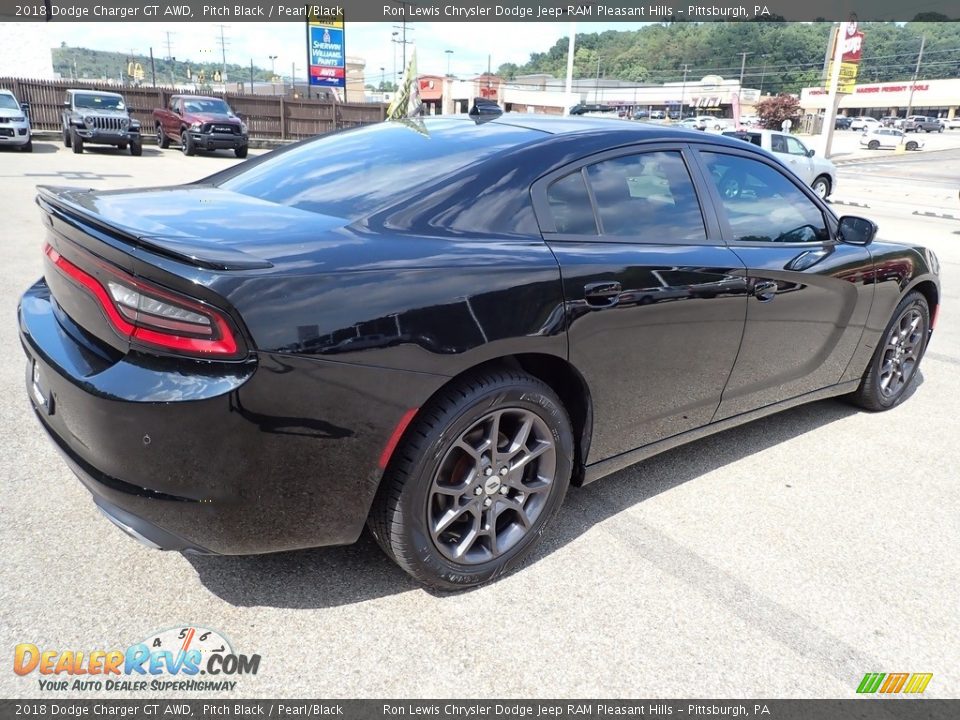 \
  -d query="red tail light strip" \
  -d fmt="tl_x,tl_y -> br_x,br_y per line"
43,243 -> 239,357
